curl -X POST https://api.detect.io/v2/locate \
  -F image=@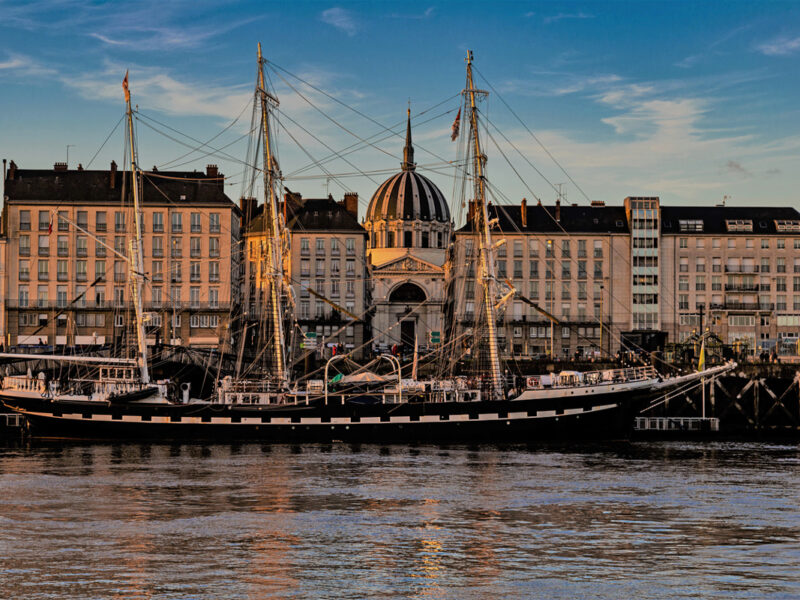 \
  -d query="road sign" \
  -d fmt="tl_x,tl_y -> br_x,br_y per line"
429,331 -> 441,344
